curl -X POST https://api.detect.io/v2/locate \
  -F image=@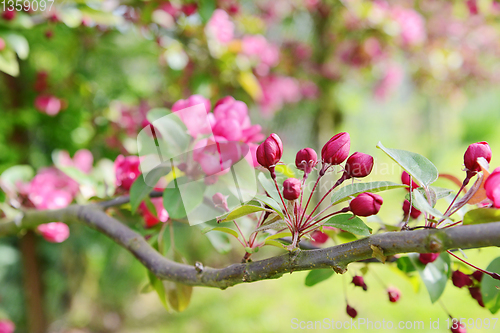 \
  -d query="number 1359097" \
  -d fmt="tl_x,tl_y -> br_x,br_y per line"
2,0 -> 54,12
